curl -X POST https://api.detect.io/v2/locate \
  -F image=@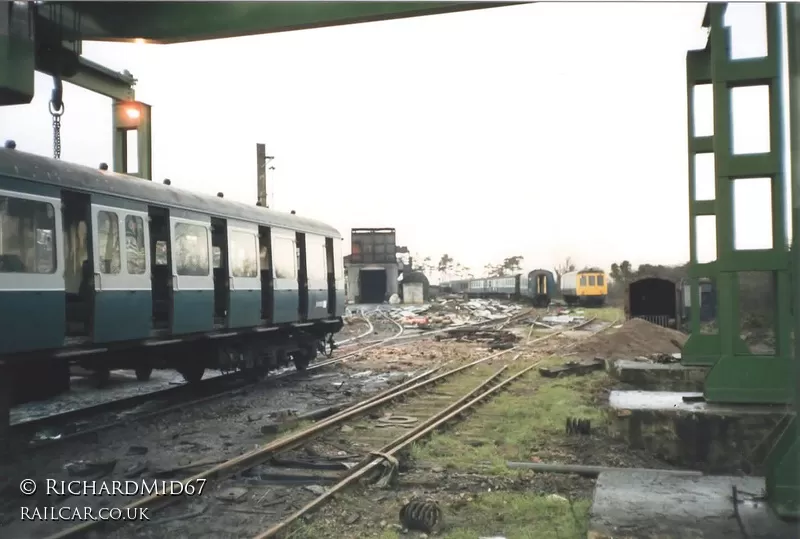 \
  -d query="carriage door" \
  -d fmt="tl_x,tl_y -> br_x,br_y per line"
325,237 -> 336,317
295,232 -> 309,321
227,222 -> 261,329
91,202 -> 152,343
170,215 -> 214,335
